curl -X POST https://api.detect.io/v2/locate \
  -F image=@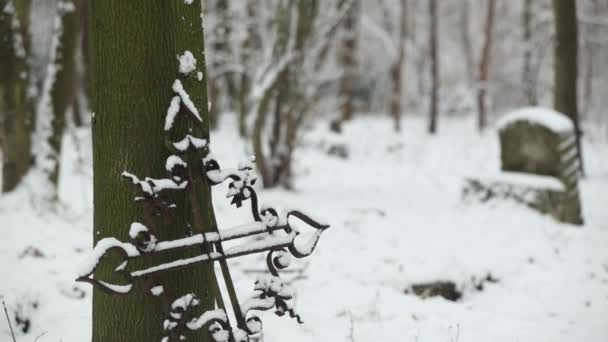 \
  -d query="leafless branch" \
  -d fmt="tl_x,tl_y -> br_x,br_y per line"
2,300 -> 17,342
